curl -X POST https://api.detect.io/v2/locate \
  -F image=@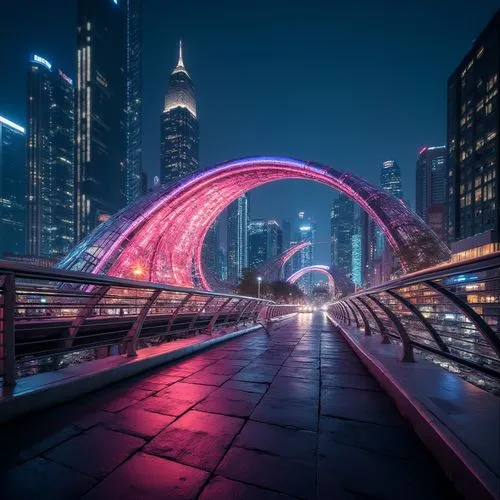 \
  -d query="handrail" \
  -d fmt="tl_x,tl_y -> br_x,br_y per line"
327,253 -> 500,393
0,263 -> 298,387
